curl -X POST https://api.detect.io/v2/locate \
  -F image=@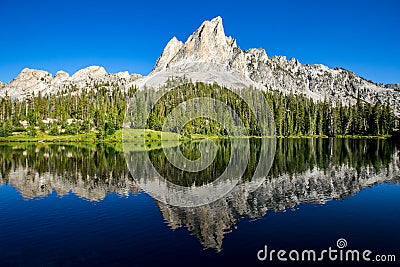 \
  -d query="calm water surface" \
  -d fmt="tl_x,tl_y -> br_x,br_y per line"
0,139 -> 399,266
